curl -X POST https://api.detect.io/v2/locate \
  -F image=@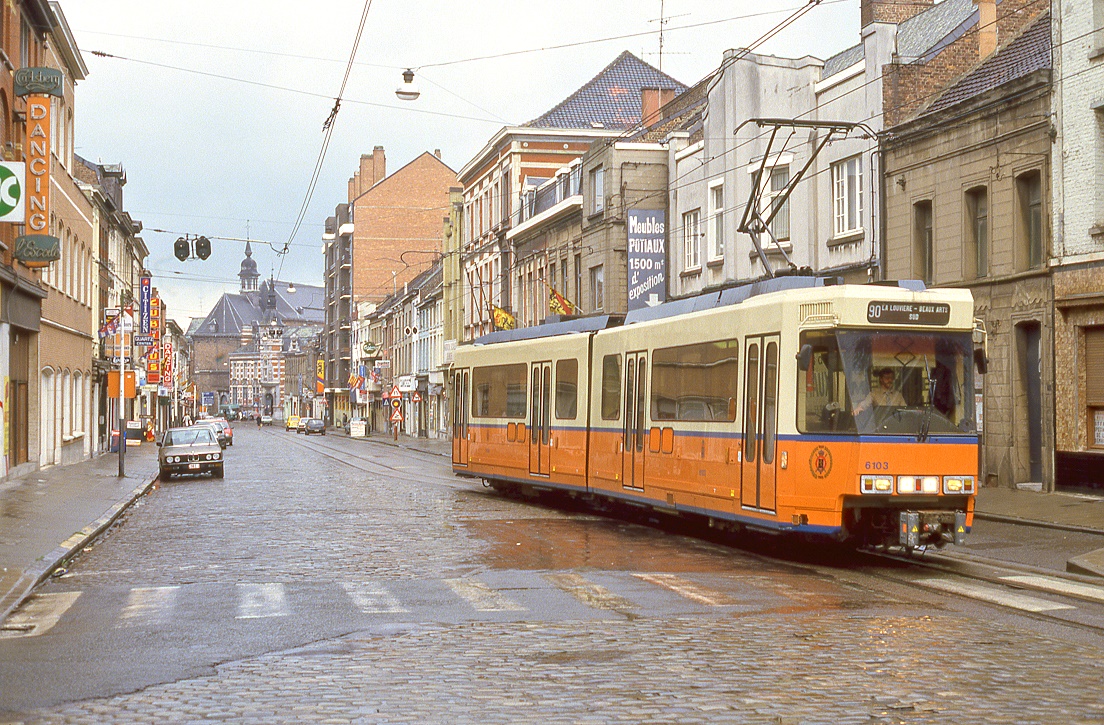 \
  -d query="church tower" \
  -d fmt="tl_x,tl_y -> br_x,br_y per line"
239,241 -> 260,292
